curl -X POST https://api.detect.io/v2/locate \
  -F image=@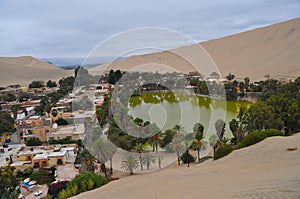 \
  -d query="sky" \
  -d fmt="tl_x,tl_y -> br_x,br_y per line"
0,0 -> 299,58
